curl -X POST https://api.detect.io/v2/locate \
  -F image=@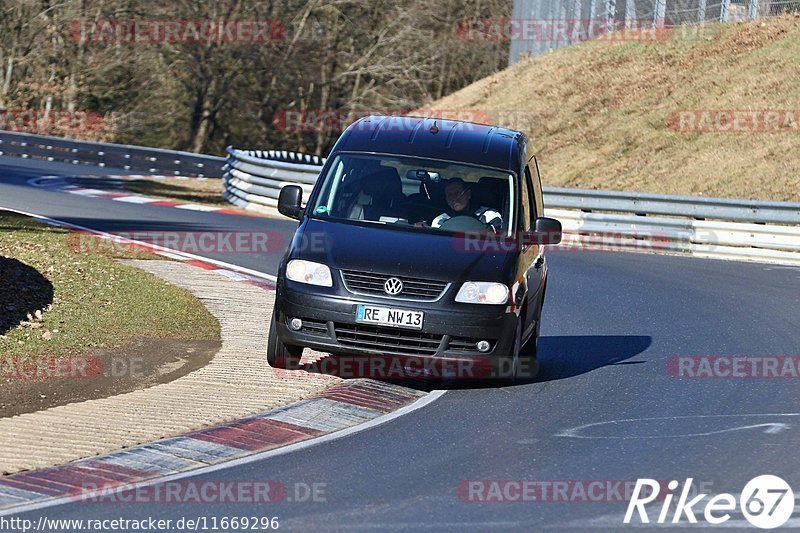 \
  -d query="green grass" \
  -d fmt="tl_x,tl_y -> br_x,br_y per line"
0,212 -> 220,363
